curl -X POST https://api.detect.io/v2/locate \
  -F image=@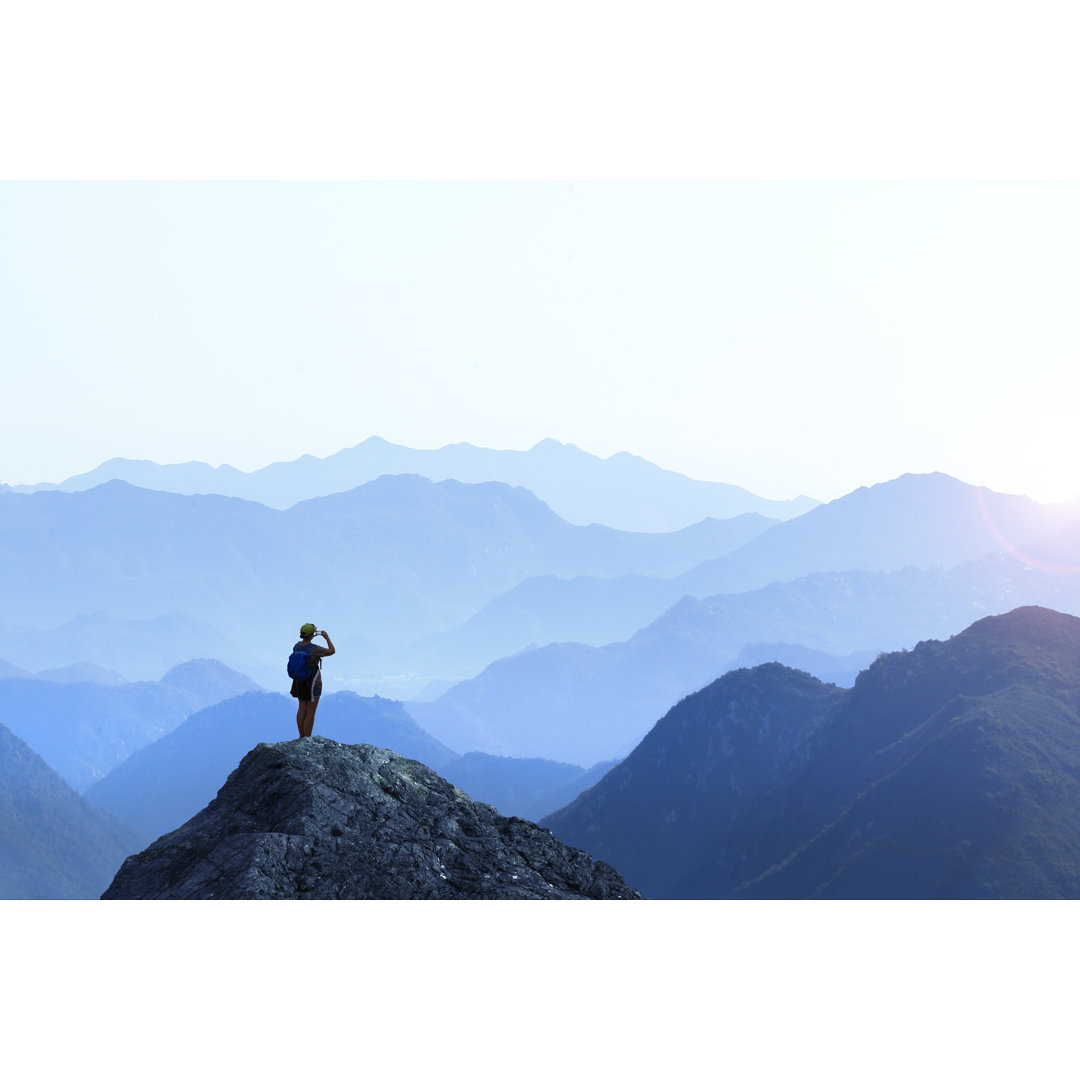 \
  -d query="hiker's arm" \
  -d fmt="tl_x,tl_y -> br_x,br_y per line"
320,631 -> 336,656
